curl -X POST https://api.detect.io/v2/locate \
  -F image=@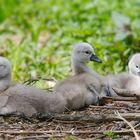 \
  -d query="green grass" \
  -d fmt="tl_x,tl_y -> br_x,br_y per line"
104,131 -> 119,139
0,0 -> 140,83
